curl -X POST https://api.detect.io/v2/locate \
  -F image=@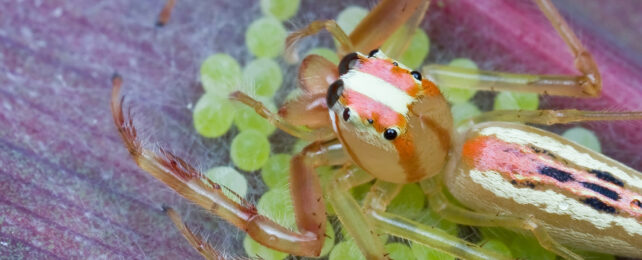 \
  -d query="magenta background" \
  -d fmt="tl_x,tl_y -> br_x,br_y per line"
0,0 -> 640,259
